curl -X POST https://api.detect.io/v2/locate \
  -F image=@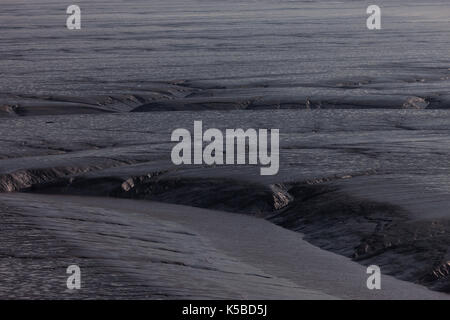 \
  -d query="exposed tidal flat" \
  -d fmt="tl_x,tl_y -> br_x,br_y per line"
0,109 -> 450,298
0,0 -> 449,112
0,0 -> 449,299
